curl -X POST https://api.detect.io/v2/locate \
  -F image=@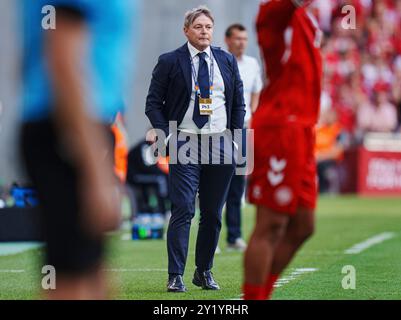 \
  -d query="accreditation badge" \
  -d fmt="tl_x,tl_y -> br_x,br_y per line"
199,98 -> 213,115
